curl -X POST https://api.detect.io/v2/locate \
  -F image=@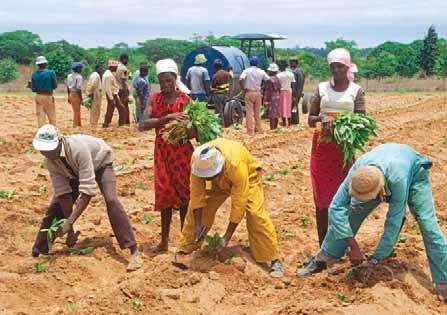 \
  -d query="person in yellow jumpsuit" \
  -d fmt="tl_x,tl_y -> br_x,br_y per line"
178,138 -> 284,277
